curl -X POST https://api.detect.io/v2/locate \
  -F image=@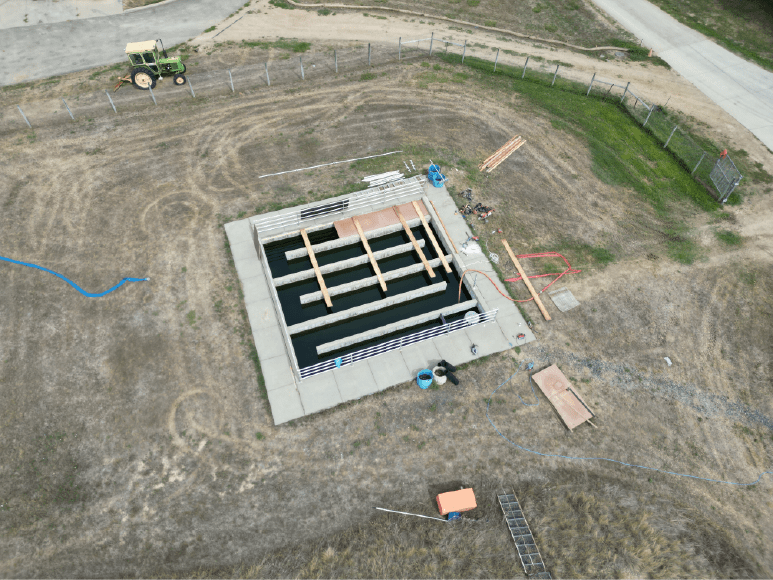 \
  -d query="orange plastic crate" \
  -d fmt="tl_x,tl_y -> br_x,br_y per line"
436,488 -> 477,516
